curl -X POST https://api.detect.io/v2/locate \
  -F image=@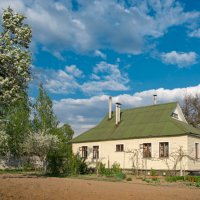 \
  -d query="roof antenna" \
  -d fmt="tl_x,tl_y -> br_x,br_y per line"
153,94 -> 157,105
